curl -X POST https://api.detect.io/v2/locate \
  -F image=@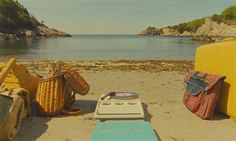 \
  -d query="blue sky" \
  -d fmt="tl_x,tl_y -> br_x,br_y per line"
19,0 -> 236,34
